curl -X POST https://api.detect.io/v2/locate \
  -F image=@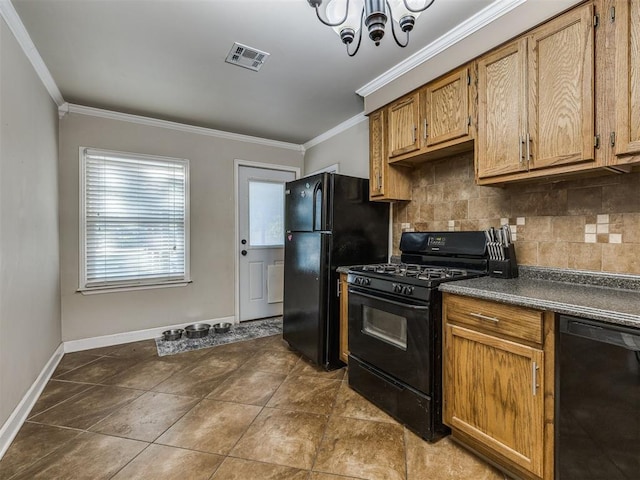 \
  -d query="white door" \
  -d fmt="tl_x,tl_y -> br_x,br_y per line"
238,165 -> 296,321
